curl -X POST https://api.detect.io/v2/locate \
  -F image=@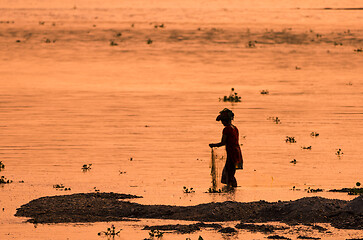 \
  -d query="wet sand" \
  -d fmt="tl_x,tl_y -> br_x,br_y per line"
15,192 -> 362,230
